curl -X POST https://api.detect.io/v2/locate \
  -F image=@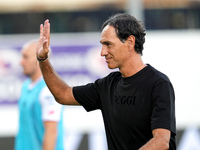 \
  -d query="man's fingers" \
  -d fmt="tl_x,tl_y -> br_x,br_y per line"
40,24 -> 43,38
43,20 -> 49,37
47,22 -> 50,46
37,19 -> 50,58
